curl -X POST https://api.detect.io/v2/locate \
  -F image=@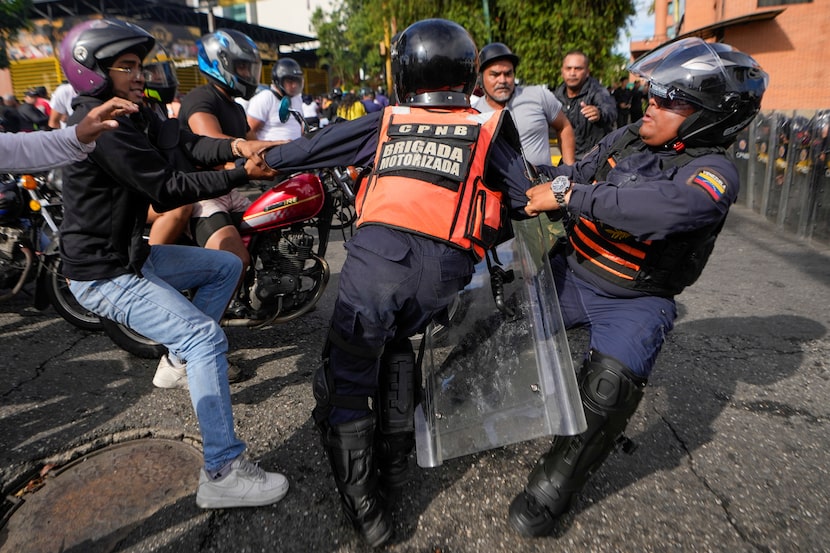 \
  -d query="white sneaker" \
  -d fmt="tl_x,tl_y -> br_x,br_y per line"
152,354 -> 188,389
152,355 -> 243,389
196,458 -> 289,509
